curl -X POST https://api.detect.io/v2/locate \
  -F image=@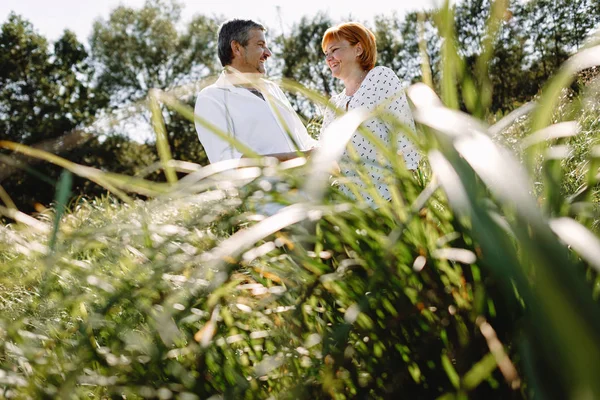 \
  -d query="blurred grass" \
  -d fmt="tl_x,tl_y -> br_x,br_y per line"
1,0 -> 600,398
